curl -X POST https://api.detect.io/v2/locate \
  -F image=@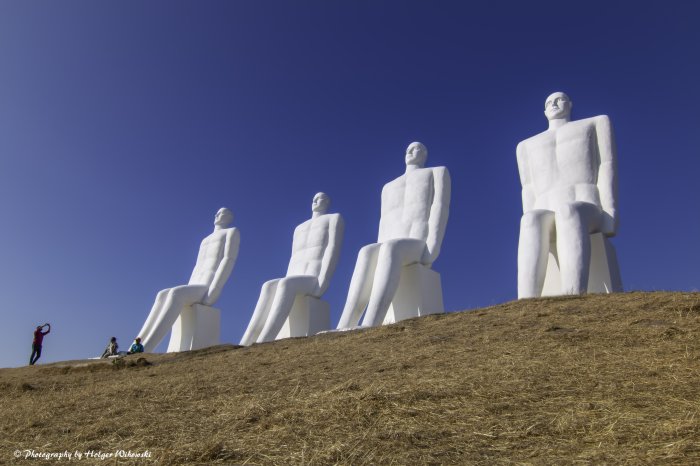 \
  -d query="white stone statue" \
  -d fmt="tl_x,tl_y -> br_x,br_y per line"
516,92 -> 622,298
337,142 -> 450,329
240,193 -> 344,345
136,208 -> 240,352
